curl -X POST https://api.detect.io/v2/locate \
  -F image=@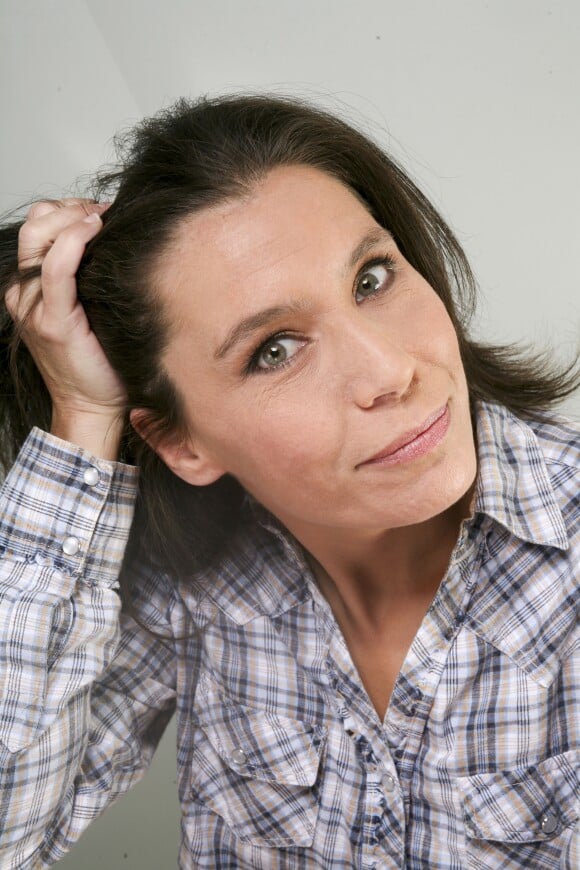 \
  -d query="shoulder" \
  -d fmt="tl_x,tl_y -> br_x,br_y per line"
523,411 -> 580,537
479,399 -> 580,488
470,405 -> 579,680
523,411 -> 580,470
475,401 -> 579,548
